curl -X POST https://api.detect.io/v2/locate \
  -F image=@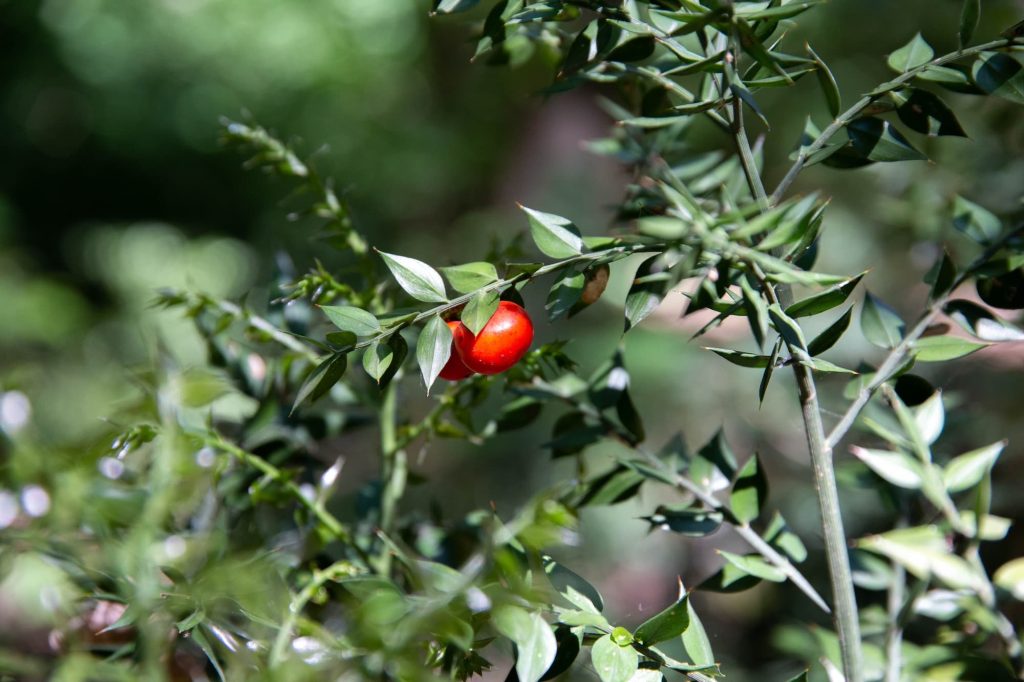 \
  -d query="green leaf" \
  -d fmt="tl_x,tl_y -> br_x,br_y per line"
848,117 -> 926,162
292,353 -> 347,413
681,599 -> 715,667
634,592 -> 690,646
913,390 -> 945,445
786,272 -> 864,317
945,299 -> 1024,341
718,551 -> 786,582
706,347 -> 771,368
544,556 -> 605,612
959,0 -> 980,47
590,633 -> 638,682
493,605 -> 558,682
887,33 -> 934,72
802,357 -> 857,374
326,330 -> 358,351
440,262 -> 499,294
952,195 -> 1002,244
416,316 -> 452,393
521,205 -> 584,258
893,89 -> 966,137
768,304 -> 808,351
861,292 -> 905,348
765,512 -> 808,562
807,44 -> 840,118
644,506 -> 724,537
858,527 -> 991,597
379,251 -> 448,303
433,0 -> 481,13
911,335 -> 988,362
736,1 -> 823,21
321,306 -> 381,336
730,454 -> 768,525
758,339 -> 782,404
547,270 -> 585,321
462,290 -> 500,335
972,52 -> 1024,104
362,341 -> 394,383
994,558 -> 1024,600
926,250 -> 957,301
943,440 -> 1005,493
625,255 -> 670,332
807,307 -> 853,356
850,446 -> 924,489
739,275 -> 769,349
